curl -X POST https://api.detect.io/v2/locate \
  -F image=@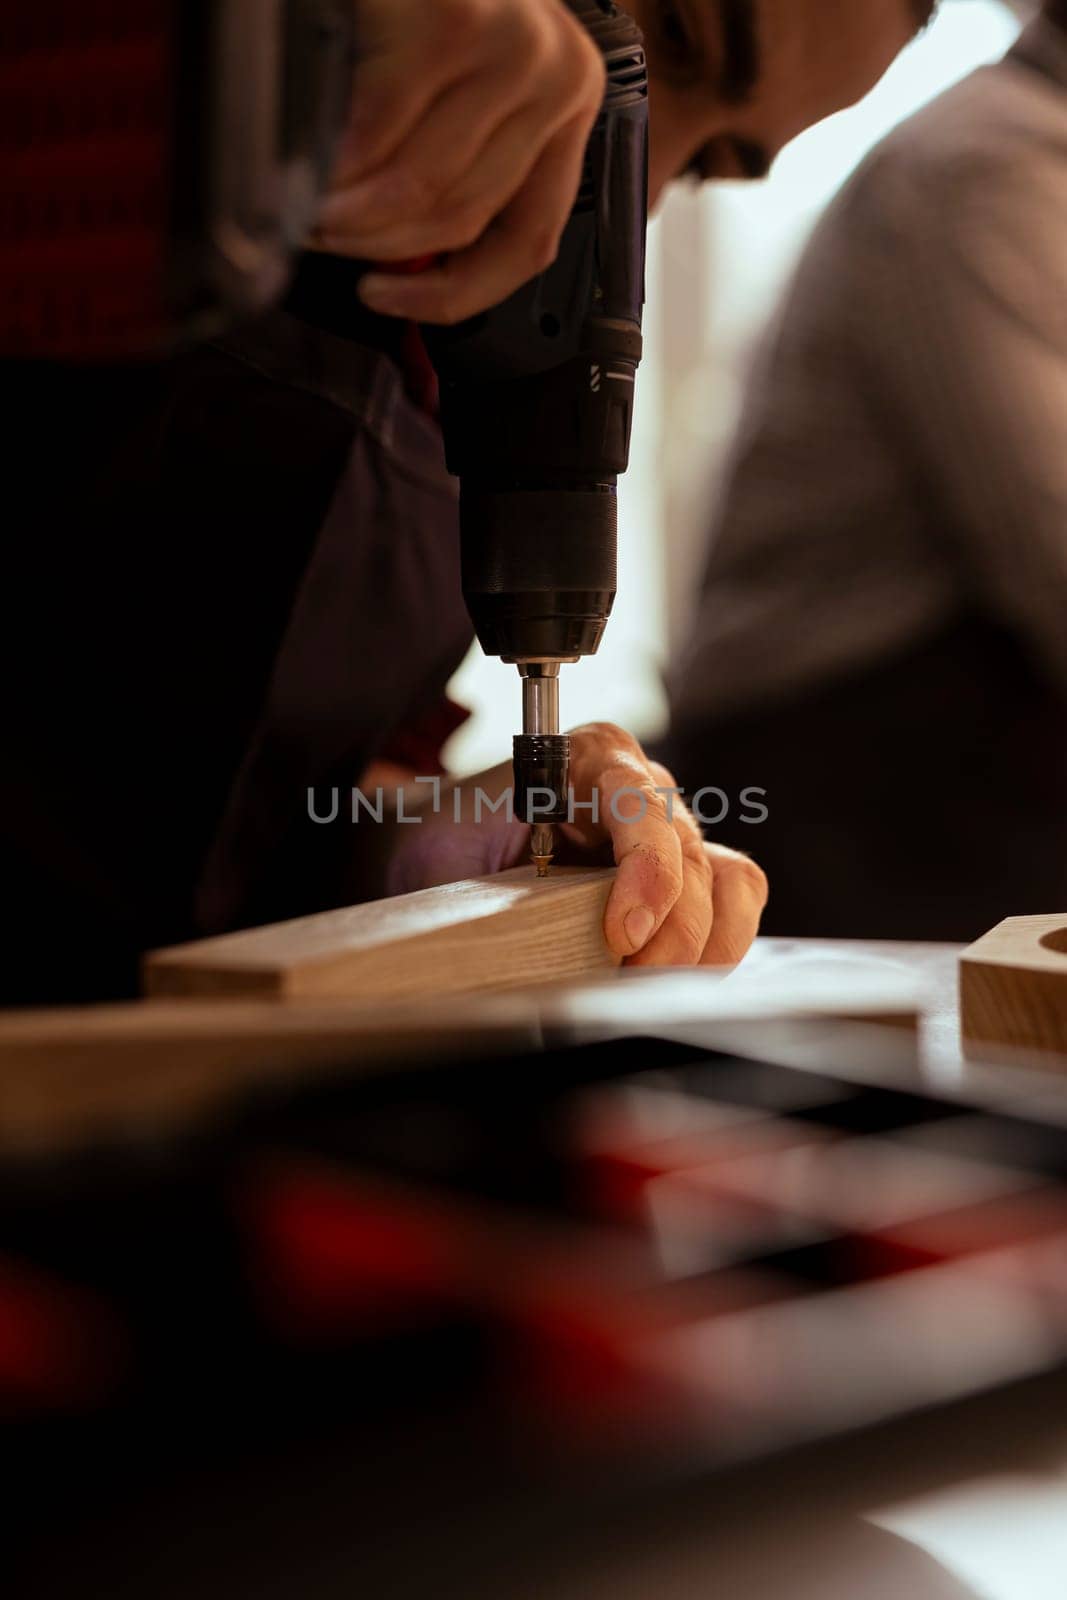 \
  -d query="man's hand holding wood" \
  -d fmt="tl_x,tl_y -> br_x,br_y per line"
387,723 -> 768,969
